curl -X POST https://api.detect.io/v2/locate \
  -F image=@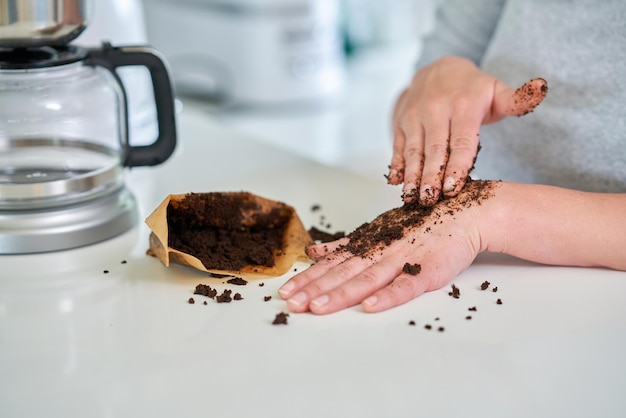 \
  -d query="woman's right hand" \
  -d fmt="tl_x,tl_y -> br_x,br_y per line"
388,56 -> 548,206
